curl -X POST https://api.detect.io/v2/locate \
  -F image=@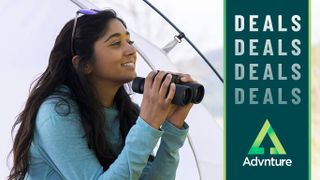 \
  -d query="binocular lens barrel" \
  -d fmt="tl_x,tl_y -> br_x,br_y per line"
132,75 -> 205,106
185,83 -> 205,104
132,77 -> 193,106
